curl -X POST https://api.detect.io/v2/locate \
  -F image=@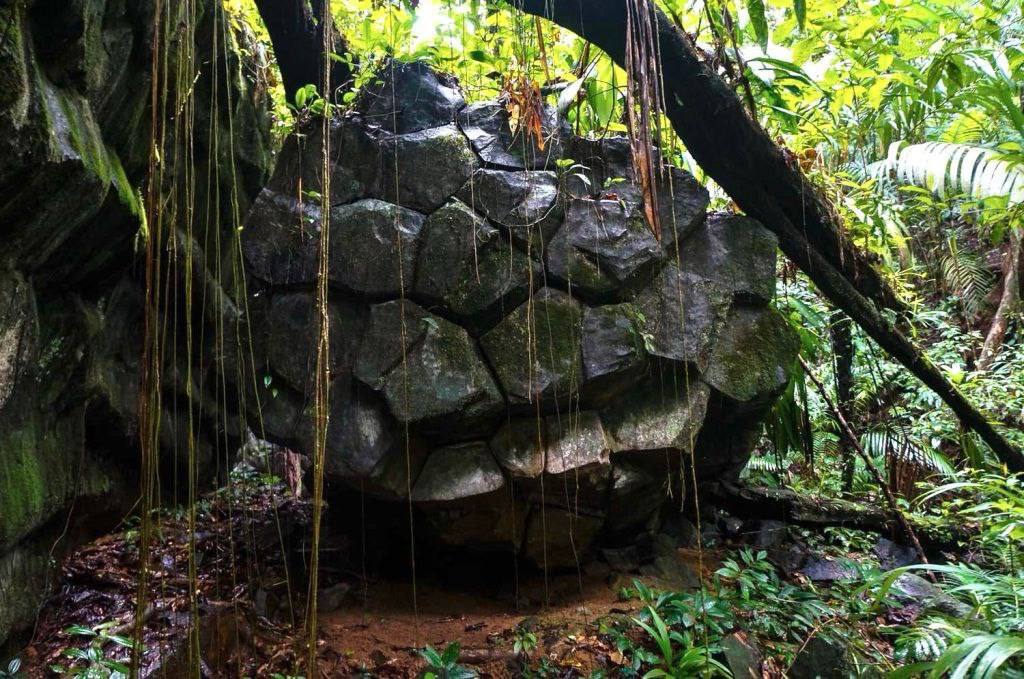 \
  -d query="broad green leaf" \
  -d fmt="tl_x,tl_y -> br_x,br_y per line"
747,0 -> 770,50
